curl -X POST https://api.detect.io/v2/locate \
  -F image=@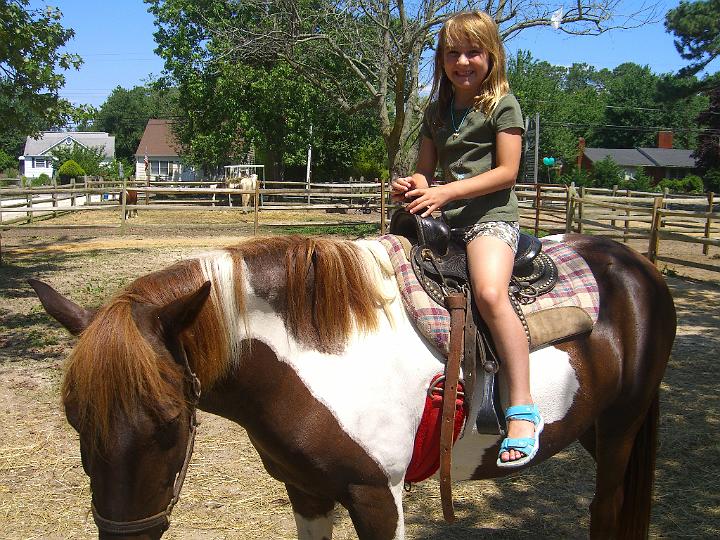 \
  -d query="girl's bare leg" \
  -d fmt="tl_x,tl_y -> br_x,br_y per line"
466,235 -> 534,463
